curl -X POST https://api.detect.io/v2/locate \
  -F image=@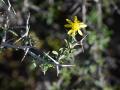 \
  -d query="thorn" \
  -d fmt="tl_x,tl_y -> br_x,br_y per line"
80,34 -> 88,52
21,48 -> 29,62
56,65 -> 60,76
